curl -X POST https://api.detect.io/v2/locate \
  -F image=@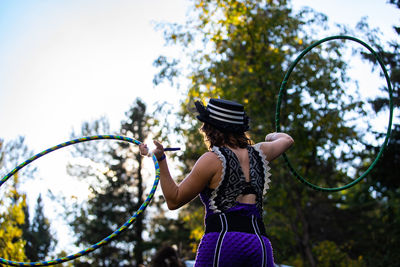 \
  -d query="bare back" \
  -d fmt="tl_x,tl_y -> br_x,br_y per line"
209,146 -> 257,204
